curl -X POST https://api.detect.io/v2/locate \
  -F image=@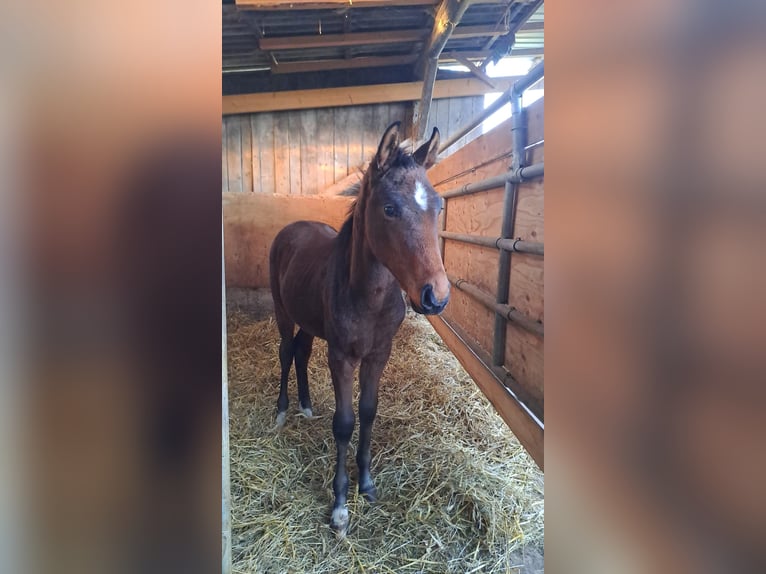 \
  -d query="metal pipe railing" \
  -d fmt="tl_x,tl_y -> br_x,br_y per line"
441,162 -> 544,199
438,59 -> 544,154
439,231 -> 544,256
492,89 -> 525,365
511,59 -> 545,97
437,315 -> 544,428
489,364 -> 544,423
448,275 -> 544,338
